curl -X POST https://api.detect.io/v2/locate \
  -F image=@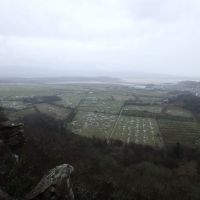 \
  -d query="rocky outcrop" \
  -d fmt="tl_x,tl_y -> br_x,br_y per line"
0,109 -> 75,200
25,164 -> 74,200
0,121 -> 25,151
0,114 -> 25,200
0,120 -> 25,176
0,119 -> 23,175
